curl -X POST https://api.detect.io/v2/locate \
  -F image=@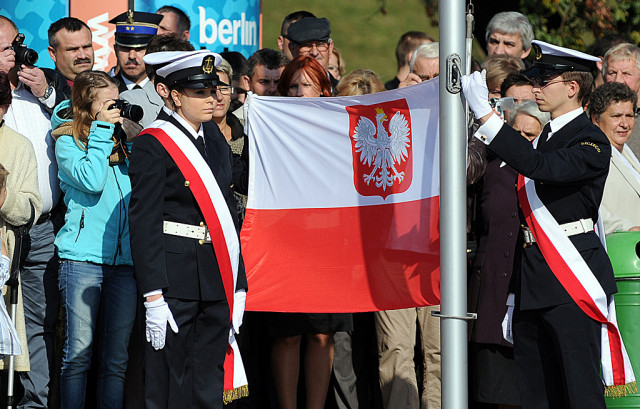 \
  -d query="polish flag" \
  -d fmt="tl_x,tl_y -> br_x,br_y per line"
241,79 -> 441,313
